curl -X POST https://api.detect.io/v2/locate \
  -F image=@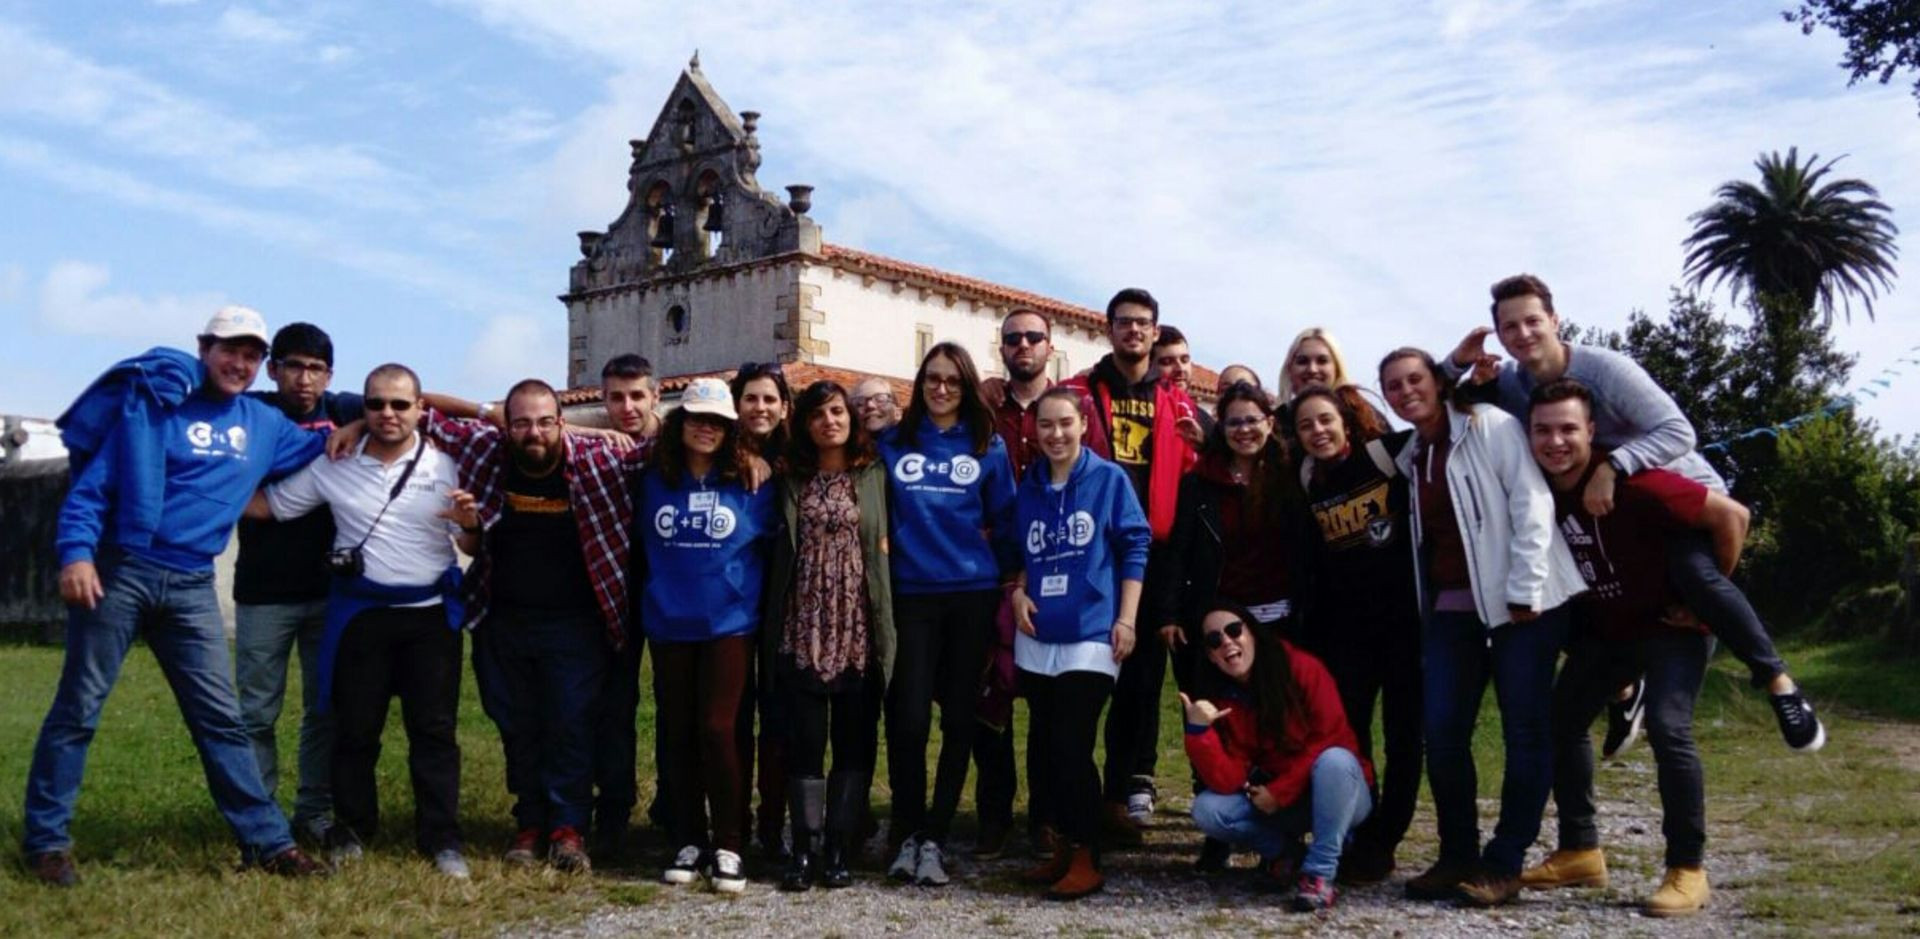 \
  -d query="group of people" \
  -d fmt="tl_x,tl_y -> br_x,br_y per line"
25,274 -> 1826,919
